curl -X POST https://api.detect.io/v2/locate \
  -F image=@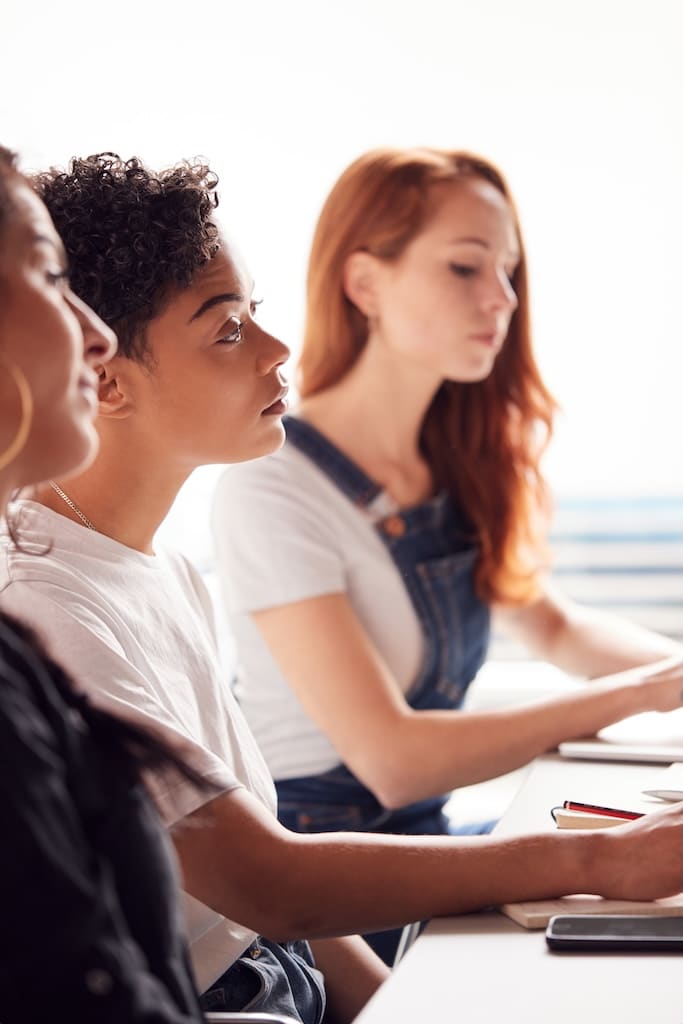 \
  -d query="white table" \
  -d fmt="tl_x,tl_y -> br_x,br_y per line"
356,756 -> 682,1024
